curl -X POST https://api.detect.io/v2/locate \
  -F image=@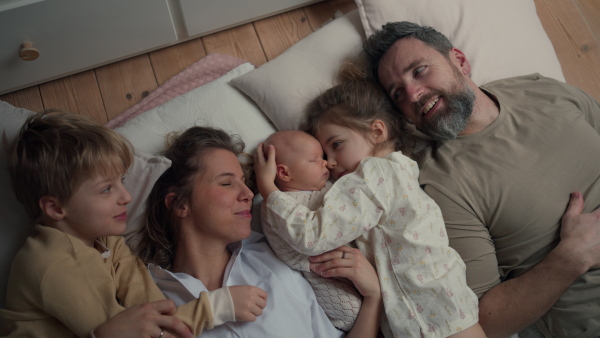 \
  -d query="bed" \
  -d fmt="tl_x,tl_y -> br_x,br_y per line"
0,0 -> 569,313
